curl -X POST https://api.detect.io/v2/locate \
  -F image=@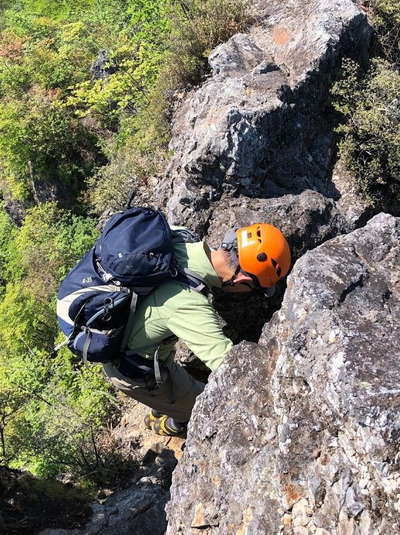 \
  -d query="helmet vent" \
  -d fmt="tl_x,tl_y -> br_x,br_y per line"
271,258 -> 282,277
